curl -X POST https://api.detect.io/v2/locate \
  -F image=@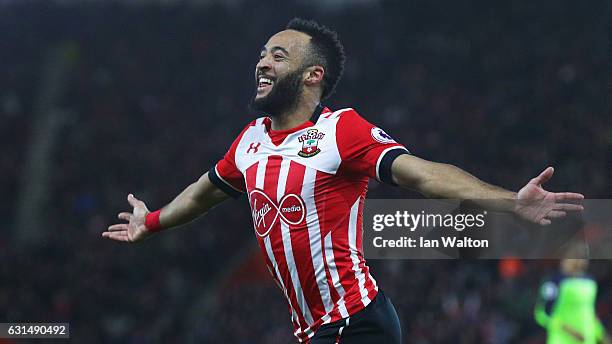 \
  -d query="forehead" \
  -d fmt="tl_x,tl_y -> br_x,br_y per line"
262,30 -> 312,55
